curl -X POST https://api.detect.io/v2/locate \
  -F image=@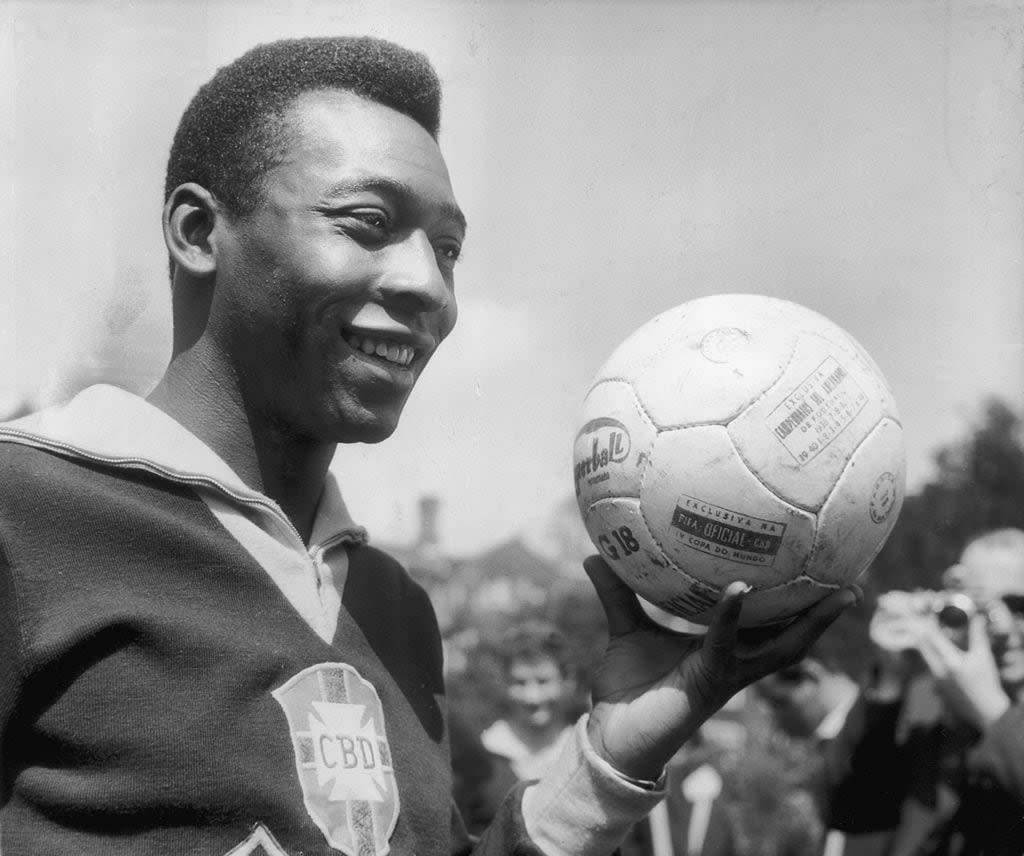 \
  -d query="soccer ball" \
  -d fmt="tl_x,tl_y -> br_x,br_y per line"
573,294 -> 905,627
